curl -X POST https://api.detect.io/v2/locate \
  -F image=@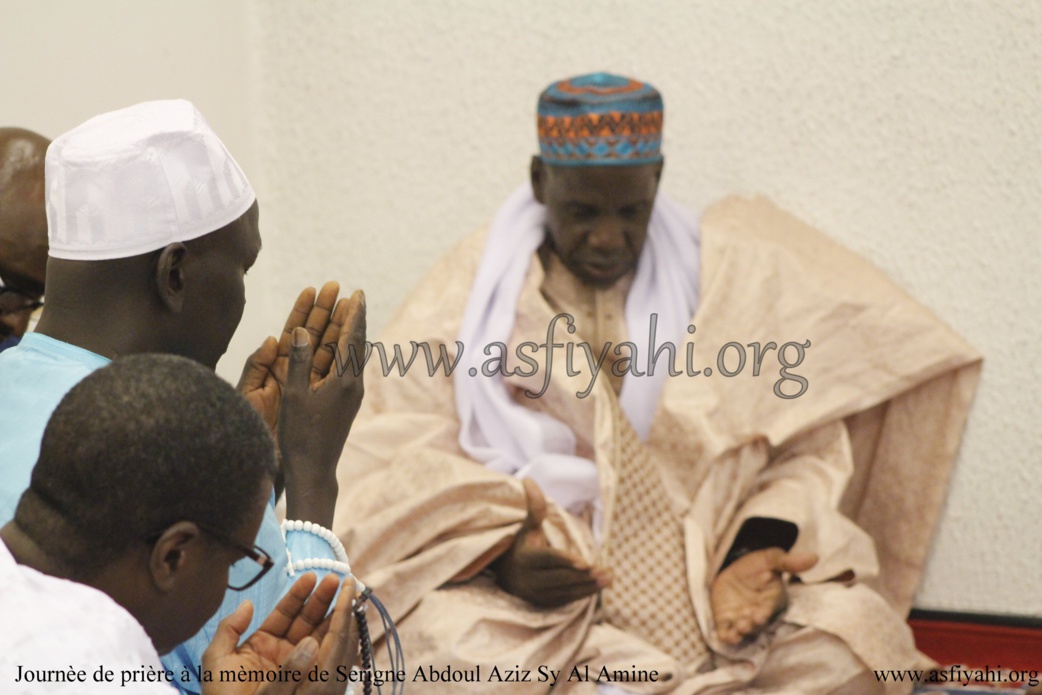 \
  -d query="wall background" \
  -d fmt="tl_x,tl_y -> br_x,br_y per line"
3,0 -> 1039,615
